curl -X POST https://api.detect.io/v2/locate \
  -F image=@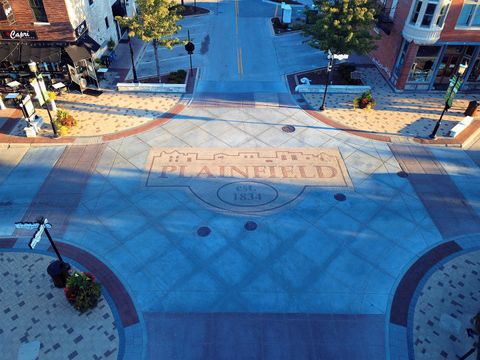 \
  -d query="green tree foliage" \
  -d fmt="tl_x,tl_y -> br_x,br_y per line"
116,0 -> 183,82
304,0 -> 380,55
